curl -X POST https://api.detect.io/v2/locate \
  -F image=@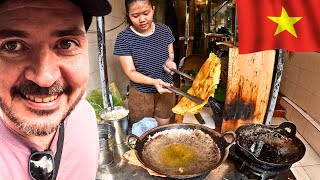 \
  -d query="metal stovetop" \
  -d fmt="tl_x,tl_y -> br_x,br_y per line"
96,144 -> 296,180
